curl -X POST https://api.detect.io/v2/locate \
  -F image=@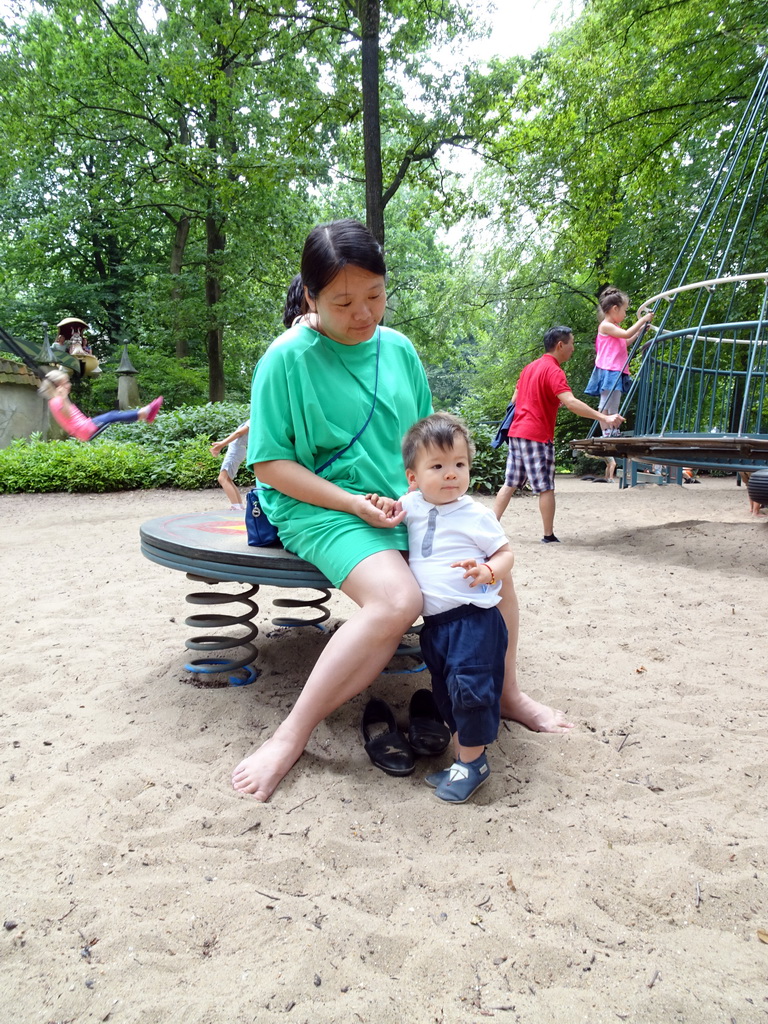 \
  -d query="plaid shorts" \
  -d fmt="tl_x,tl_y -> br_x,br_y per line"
504,437 -> 555,494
